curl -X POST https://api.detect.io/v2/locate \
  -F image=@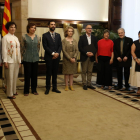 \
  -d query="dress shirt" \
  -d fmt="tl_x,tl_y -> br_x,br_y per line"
2,33 -> 21,63
86,34 -> 91,45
